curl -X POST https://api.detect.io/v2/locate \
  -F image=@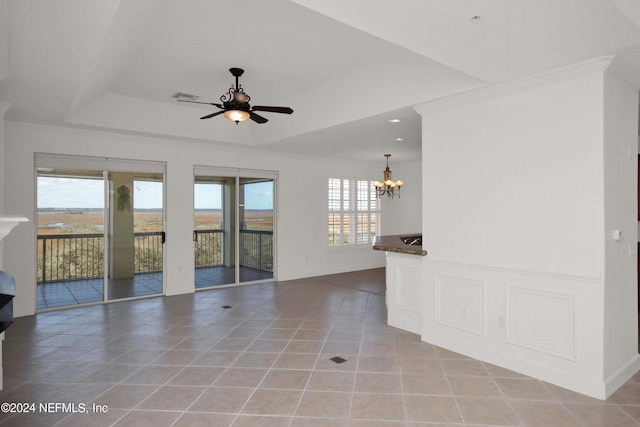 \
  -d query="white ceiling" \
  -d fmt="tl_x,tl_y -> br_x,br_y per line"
2,0 -> 640,163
